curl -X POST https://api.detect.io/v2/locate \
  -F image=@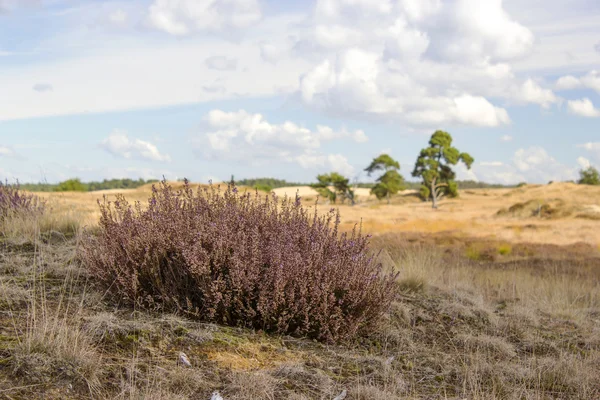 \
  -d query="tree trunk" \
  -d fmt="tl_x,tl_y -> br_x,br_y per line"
431,179 -> 437,209
387,191 -> 390,205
